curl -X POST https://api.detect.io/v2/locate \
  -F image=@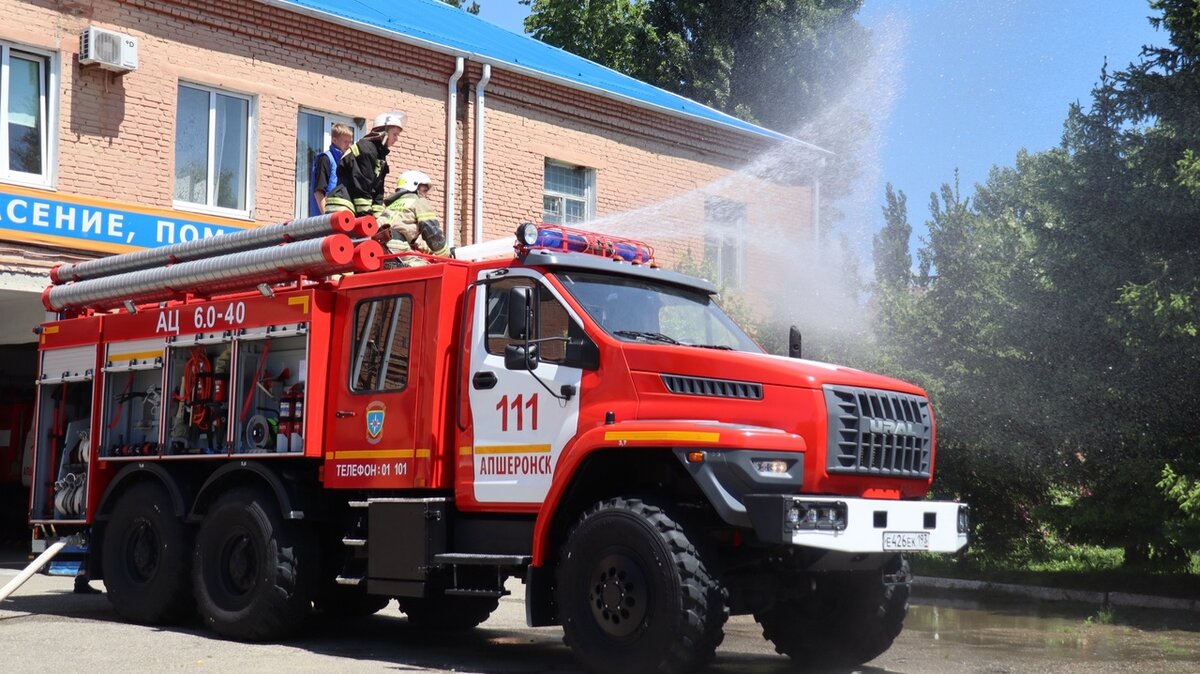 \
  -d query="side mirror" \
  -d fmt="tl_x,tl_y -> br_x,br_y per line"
504,343 -> 540,371
789,325 -> 802,359
507,286 -> 532,340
